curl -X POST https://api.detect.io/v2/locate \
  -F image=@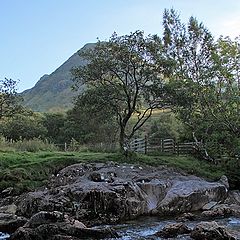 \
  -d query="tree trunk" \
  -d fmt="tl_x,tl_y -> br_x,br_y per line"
119,129 -> 125,152
192,132 -> 215,163
119,128 -> 130,155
